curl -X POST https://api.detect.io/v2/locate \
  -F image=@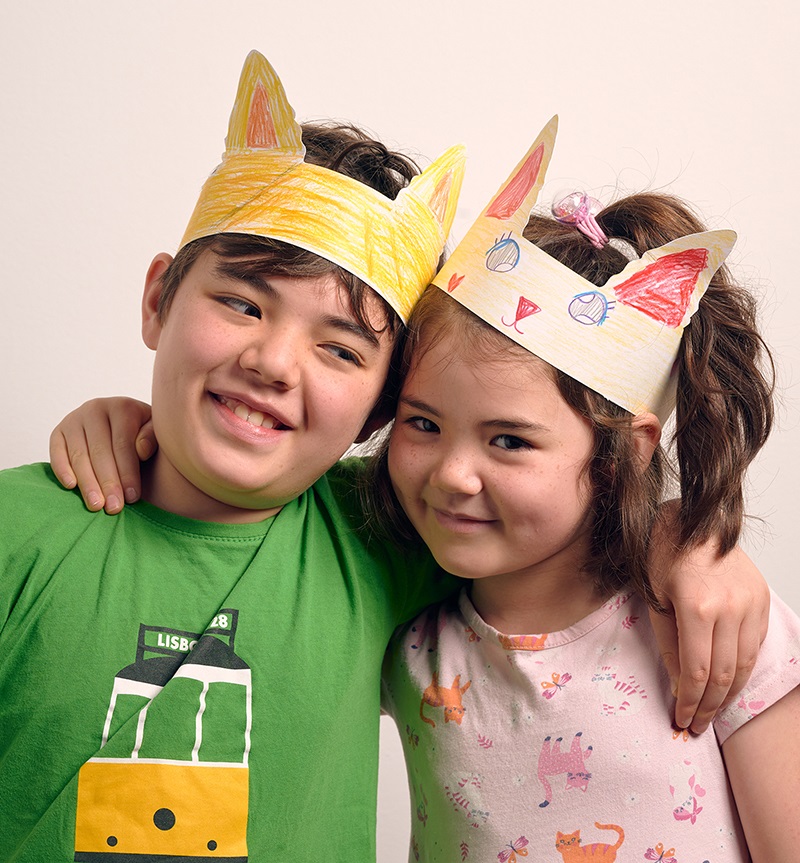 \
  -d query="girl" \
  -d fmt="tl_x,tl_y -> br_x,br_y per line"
377,122 -> 800,861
